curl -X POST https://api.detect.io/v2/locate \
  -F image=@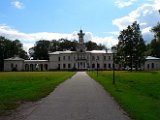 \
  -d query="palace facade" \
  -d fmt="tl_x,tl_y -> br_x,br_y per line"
4,30 -> 160,71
